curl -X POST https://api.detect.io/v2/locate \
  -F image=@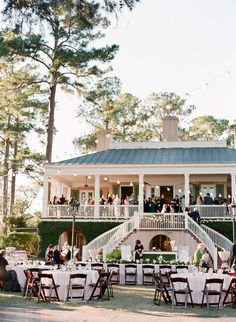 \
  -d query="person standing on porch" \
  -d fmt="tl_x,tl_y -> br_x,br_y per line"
159,194 -> 166,211
203,193 -> 213,205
